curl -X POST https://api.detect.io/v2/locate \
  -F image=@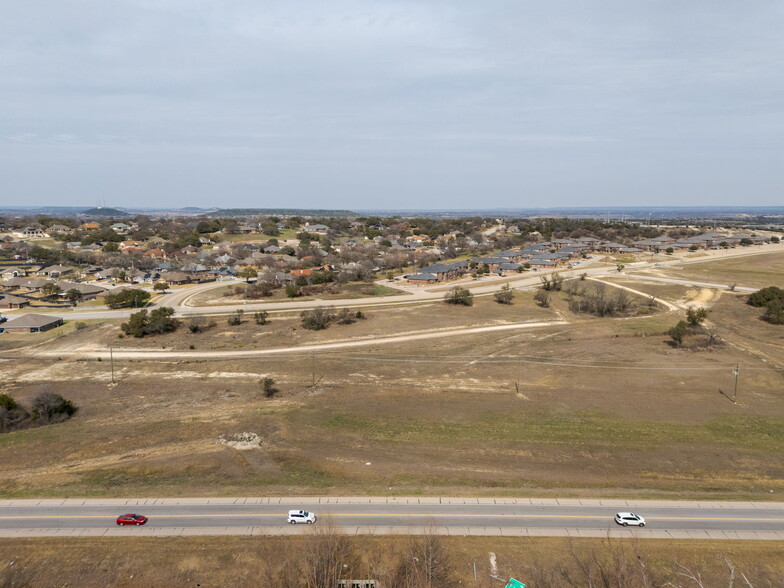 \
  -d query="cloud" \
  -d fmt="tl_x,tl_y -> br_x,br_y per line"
1,1 -> 783,207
